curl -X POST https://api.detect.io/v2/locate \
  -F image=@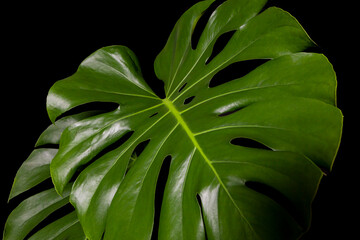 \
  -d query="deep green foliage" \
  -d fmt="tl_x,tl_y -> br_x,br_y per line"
4,0 -> 342,239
